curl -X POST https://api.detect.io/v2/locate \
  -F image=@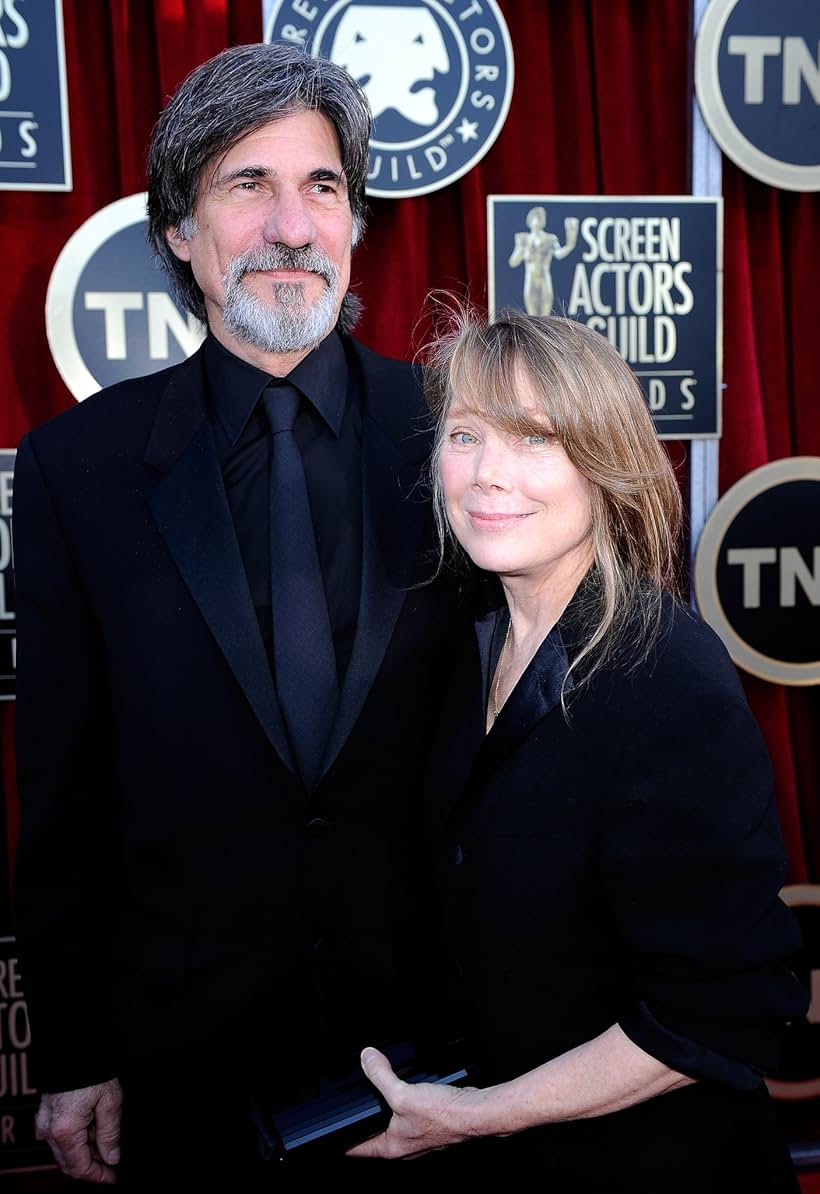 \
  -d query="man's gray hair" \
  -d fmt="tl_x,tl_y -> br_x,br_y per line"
147,42 -> 372,330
